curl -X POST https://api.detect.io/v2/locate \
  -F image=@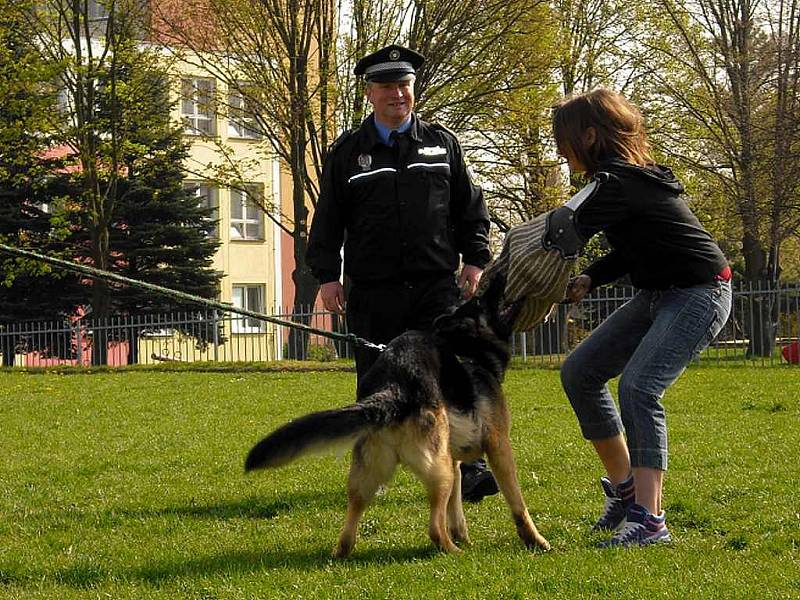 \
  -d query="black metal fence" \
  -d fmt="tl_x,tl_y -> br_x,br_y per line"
1,282 -> 798,368
511,281 -> 800,367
